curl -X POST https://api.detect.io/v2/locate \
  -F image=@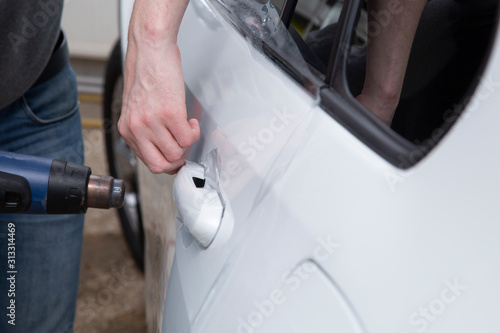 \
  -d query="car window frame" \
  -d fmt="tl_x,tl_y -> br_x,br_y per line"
281,0 -> 500,169
211,0 -> 499,169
